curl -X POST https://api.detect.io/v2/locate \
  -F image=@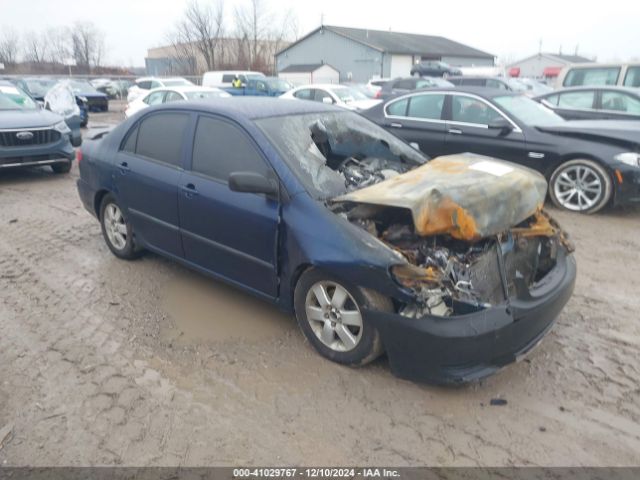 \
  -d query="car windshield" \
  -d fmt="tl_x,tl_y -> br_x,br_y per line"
255,111 -> 427,199
163,79 -> 192,87
331,87 -> 368,102
68,80 -> 99,93
266,79 -> 292,91
24,79 -> 56,97
0,87 -> 38,110
495,94 -> 564,126
184,90 -> 230,99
